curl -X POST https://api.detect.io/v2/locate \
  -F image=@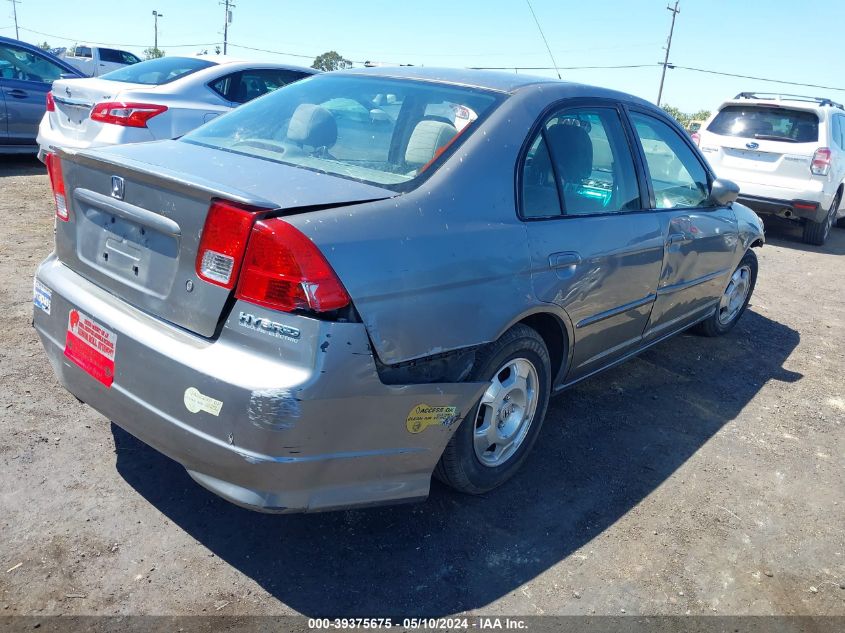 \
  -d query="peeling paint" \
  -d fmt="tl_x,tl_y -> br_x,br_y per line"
248,388 -> 302,429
